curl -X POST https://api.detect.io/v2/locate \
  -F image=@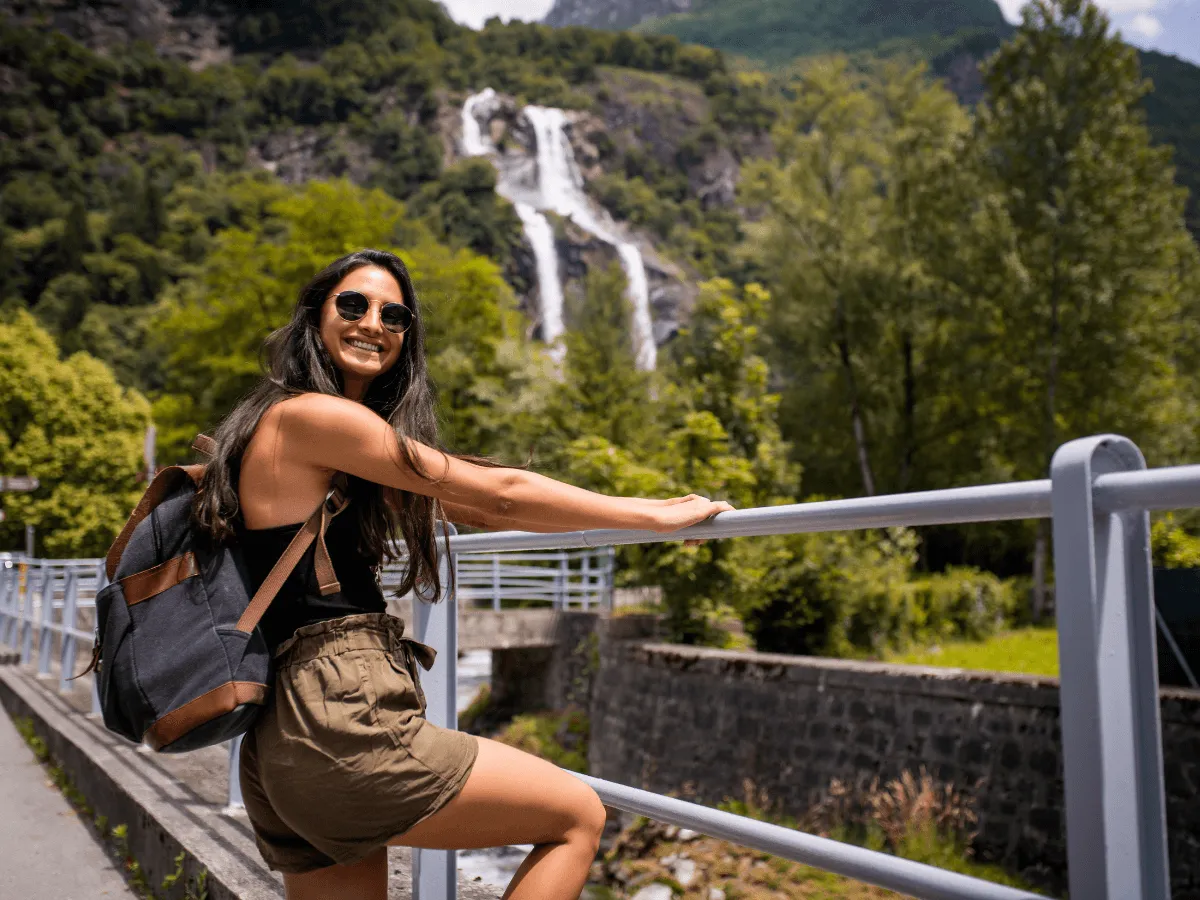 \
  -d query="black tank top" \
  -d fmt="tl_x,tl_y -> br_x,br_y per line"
238,510 -> 386,655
